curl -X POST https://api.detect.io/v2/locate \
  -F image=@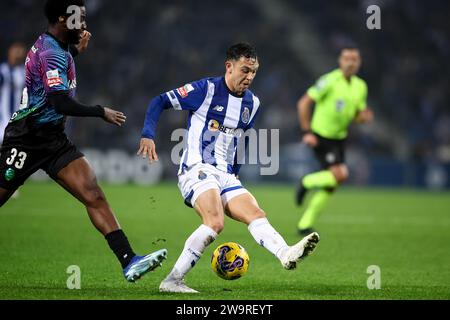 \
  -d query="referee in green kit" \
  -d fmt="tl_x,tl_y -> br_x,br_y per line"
295,46 -> 374,236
